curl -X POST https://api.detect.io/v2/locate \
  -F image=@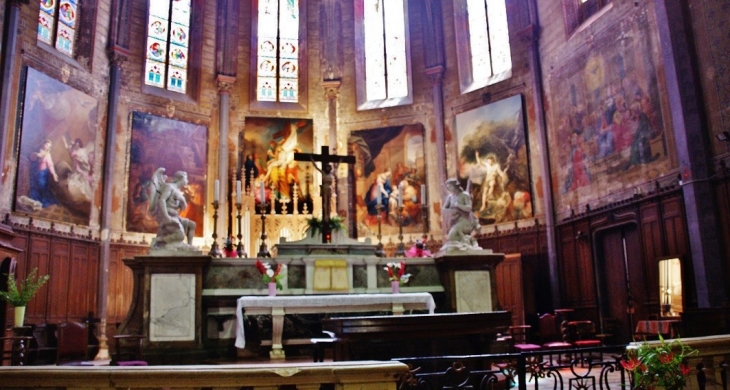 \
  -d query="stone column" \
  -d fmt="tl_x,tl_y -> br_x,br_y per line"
0,0 -> 25,197
216,76 -> 235,242
654,0 -> 725,307
425,66 -> 446,235
523,2 -> 561,307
